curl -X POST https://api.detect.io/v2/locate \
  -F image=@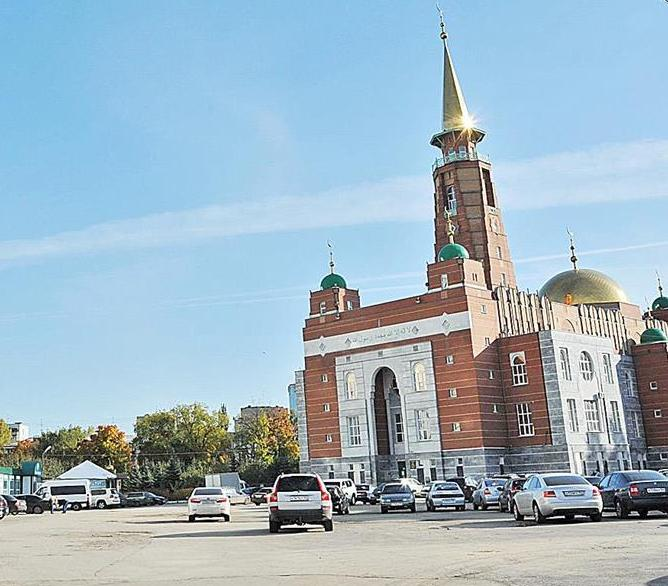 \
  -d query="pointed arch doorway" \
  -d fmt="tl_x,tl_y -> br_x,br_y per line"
372,367 -> 406,480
